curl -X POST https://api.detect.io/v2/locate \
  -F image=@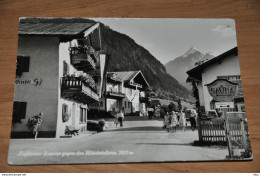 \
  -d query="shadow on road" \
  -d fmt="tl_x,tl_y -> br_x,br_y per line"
106,126 -> 165,132
136,142 -> 192,146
